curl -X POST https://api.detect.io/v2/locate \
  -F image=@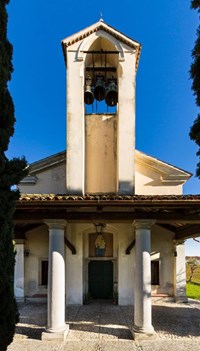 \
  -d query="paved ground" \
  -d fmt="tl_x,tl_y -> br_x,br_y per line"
8,299 -> 200,351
